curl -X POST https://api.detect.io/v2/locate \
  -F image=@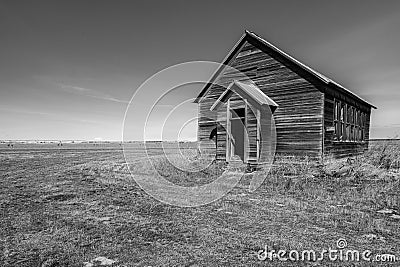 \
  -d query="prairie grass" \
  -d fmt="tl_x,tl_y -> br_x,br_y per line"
149,152 -> 226,187
1,141 -> 399,266
367,139 -> 400,170
260,141 -> 400,211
